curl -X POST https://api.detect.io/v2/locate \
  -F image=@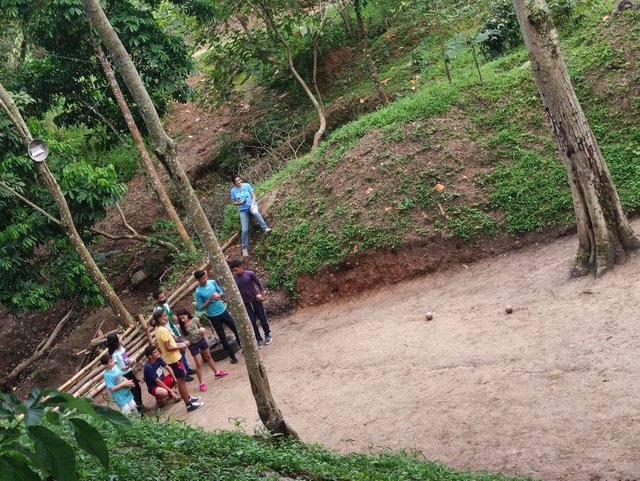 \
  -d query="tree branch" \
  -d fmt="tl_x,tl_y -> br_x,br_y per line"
4,308 -> 75,387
